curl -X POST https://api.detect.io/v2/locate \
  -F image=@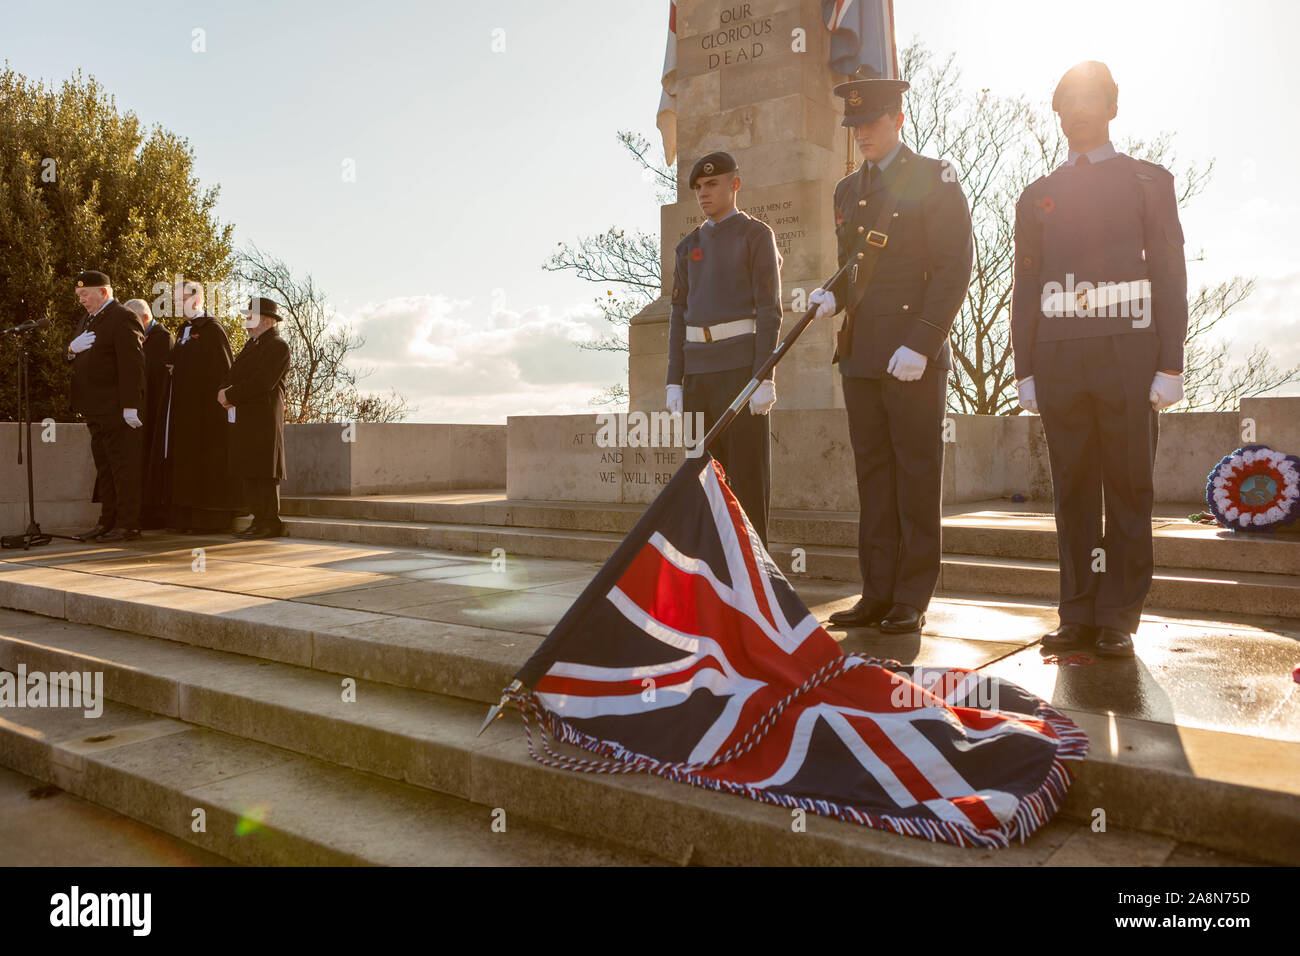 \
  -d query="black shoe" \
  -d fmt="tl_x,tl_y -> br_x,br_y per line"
73,524 -> 109,542
1042,622 -> 1095,649
1094,627 -> 1135,658
879,603 -> 925,633
828,598 -> 891,627
98,528 -> 141,542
